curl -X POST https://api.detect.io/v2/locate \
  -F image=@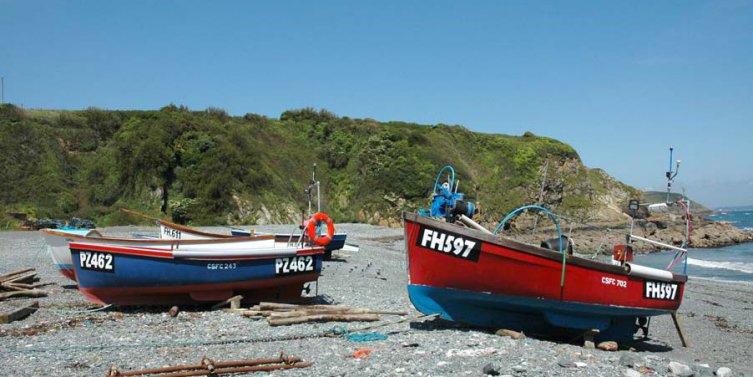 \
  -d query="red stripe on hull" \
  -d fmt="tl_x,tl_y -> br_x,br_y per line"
405,216 -> 684,312
58,268 -> 76,281
77,274 -> 318,306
